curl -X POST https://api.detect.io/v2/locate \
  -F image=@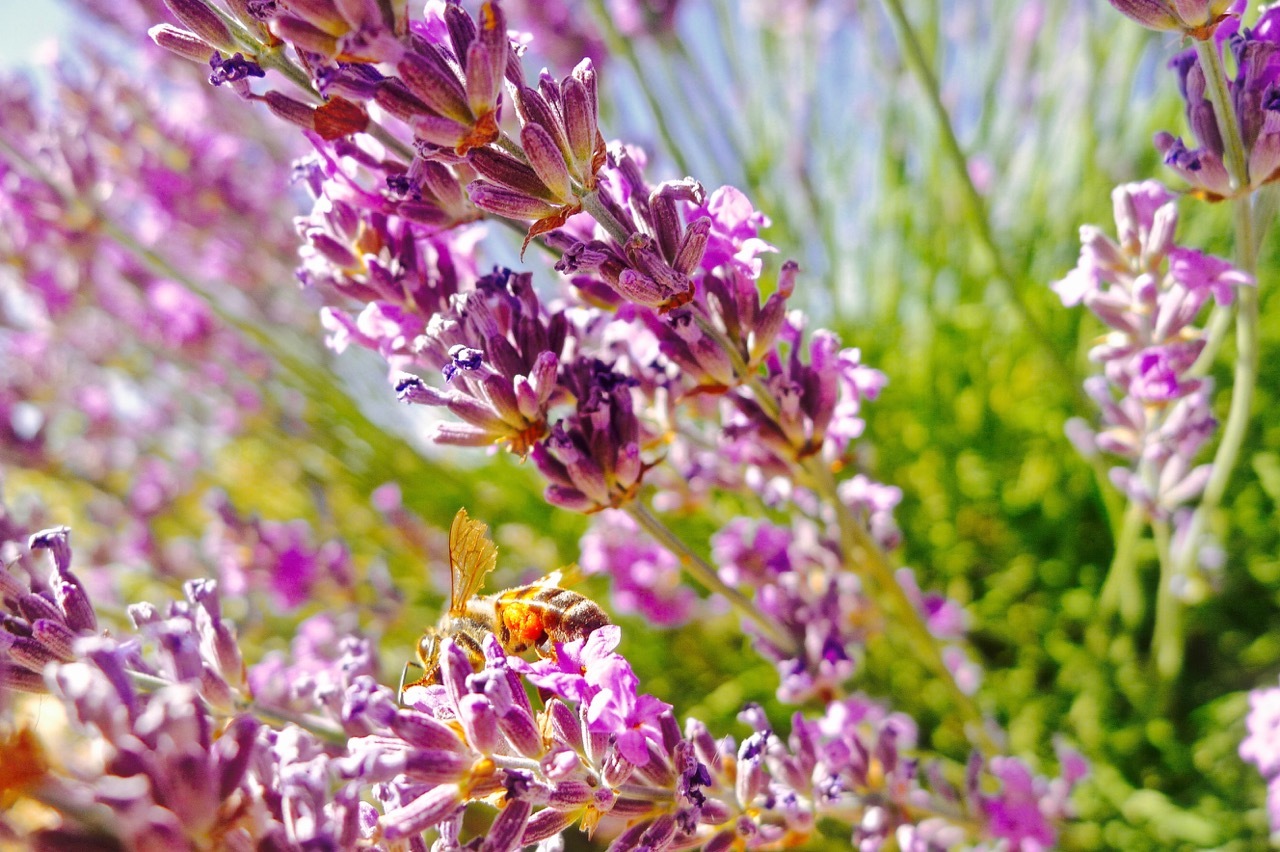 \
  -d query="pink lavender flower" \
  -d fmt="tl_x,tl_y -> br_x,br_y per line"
1242,679 -> 1280,833
1052,181 -> 1251,518
1156,5 -> 1280,198
969,743 -> 1089,851
579,510 -> 696,626
205,492 -> 354,611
